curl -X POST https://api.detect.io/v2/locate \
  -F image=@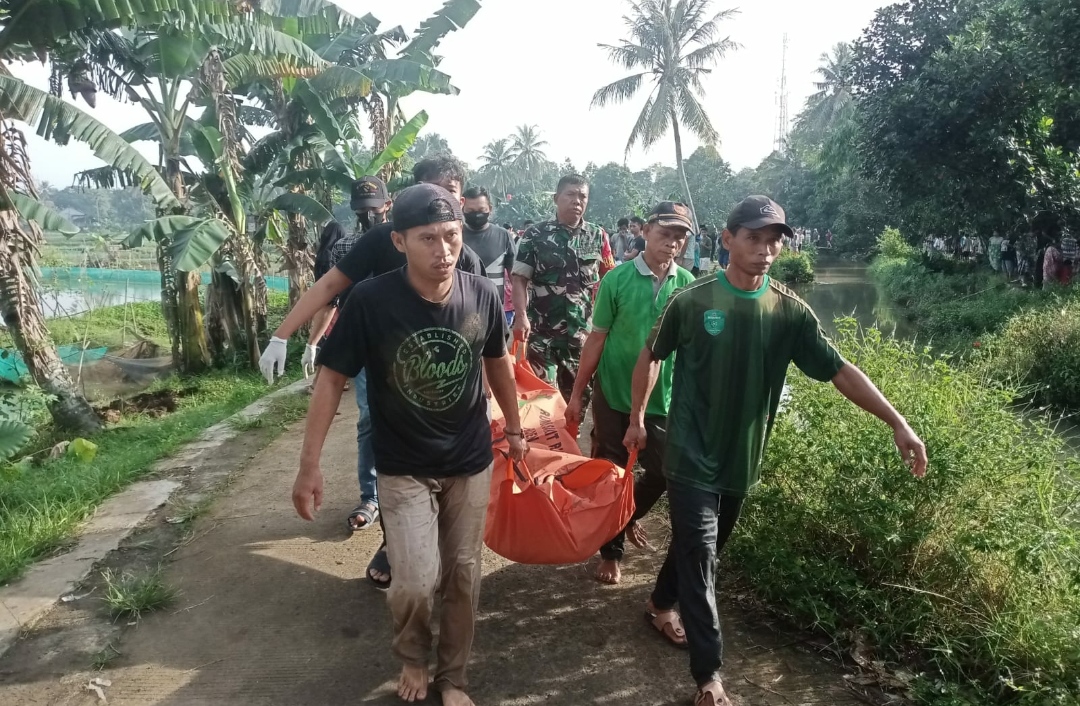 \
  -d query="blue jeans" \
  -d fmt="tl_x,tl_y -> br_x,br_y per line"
354,370 -> 378,505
